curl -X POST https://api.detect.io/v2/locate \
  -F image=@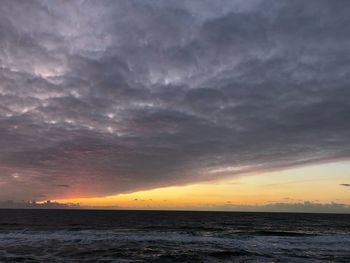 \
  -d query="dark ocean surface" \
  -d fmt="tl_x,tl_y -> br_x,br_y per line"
0,209 -> 349,262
